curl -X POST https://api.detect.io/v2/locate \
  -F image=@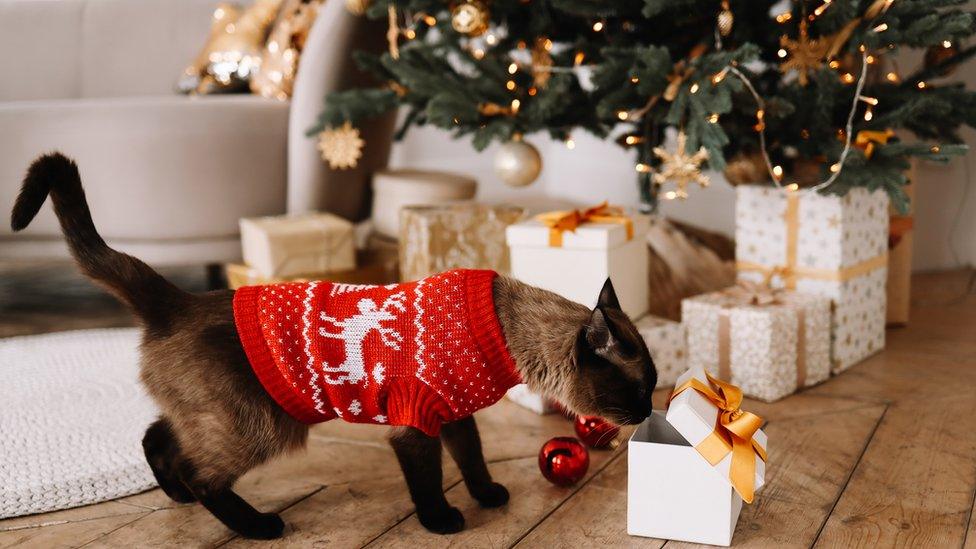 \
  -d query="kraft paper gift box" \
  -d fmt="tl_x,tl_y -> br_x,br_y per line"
628,367 -> 767,546
682,283 -> 832,402
635,315 -> 686,388
506,203 -> 651,319
399,203 -> 526,281
735,185 -> 889,373
240,212 -> 355,279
